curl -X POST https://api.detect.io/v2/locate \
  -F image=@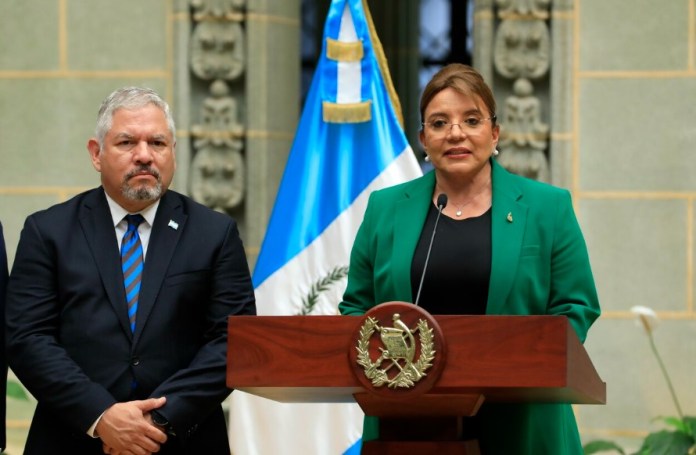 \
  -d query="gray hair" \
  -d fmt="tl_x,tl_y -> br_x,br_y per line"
95,87 -> 176,147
